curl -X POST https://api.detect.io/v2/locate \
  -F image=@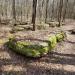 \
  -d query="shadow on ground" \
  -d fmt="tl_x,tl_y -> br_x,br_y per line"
0,44 -> 75,75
